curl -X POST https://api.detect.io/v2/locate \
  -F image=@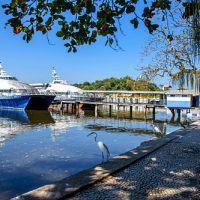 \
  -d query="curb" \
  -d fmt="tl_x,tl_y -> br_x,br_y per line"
13,126 -> 197,200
